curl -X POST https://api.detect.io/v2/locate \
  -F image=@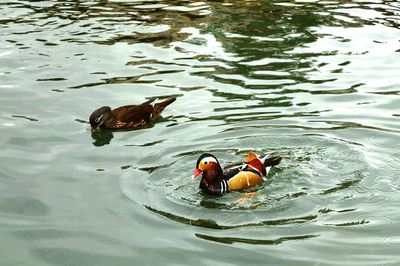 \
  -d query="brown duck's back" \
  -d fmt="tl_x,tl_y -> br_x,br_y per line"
112,104 -> 153,123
